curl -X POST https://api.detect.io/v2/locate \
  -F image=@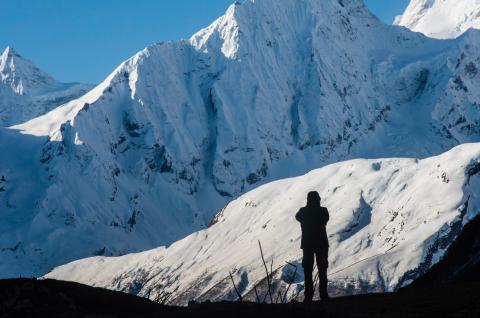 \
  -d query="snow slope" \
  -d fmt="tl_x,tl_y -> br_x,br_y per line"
46,143 -> 480,304
2,0 -> 480,278
395,0 -> 480,39
0,46 -> 92,126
